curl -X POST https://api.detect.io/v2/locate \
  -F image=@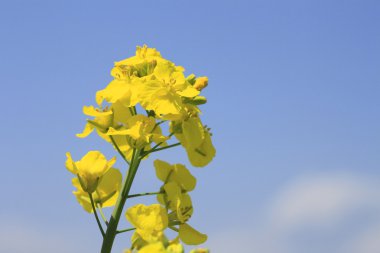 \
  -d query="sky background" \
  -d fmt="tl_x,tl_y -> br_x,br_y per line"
0,0 -> 379,252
